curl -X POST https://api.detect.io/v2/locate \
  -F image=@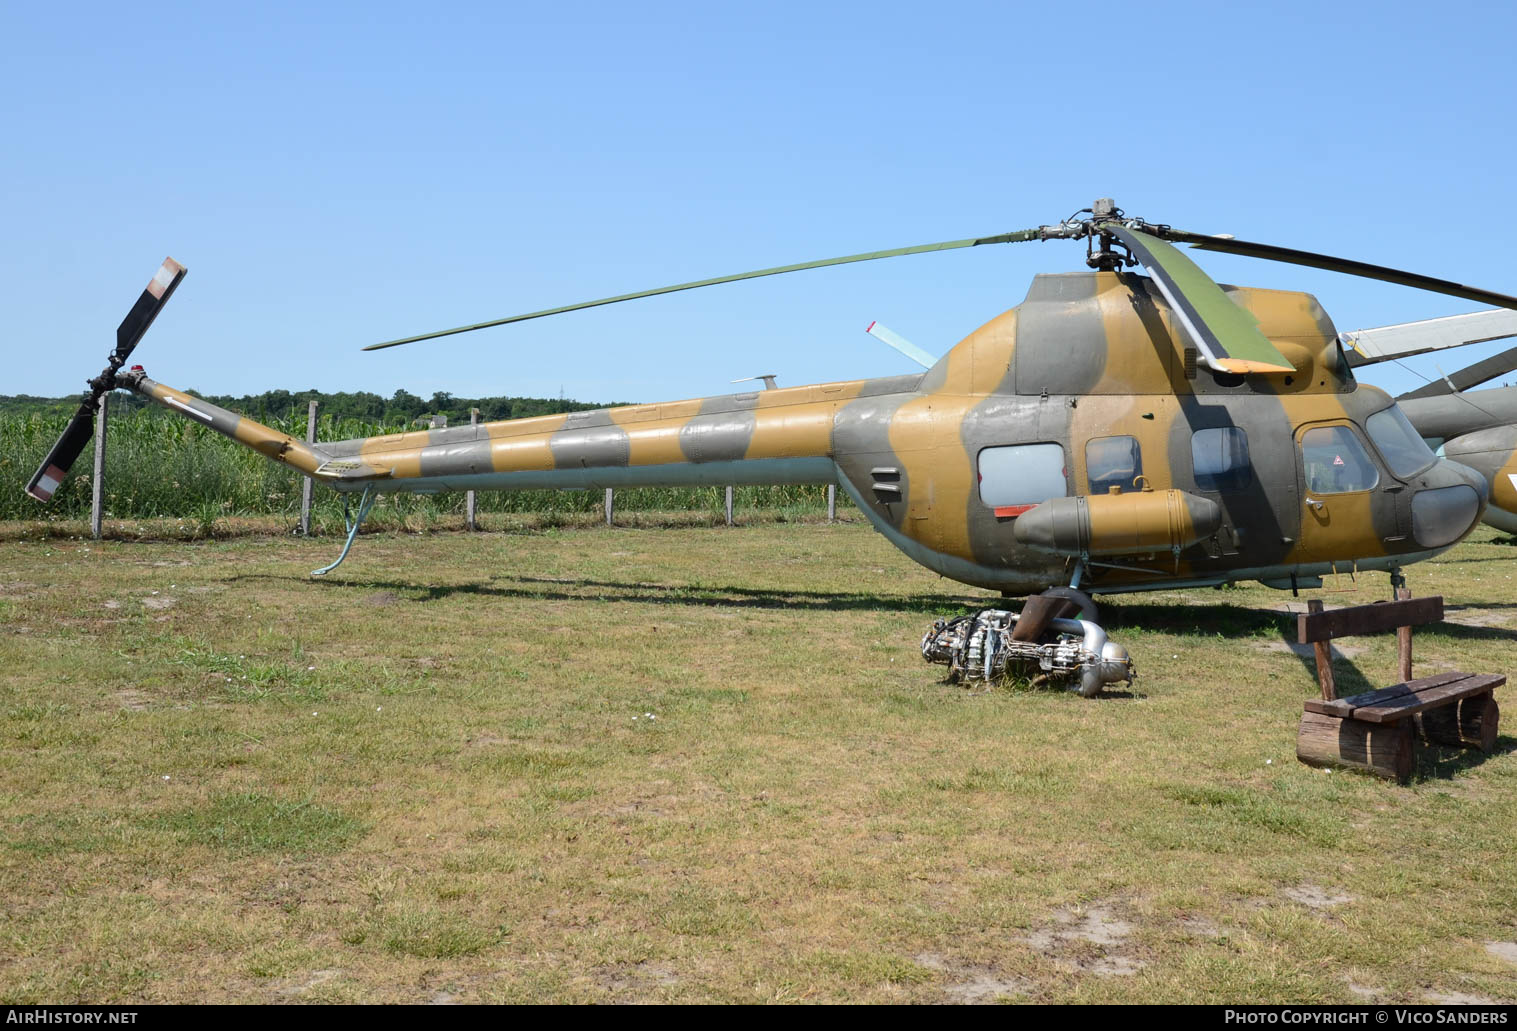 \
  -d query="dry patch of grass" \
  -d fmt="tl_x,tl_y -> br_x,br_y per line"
2,522 -> 1516,1003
